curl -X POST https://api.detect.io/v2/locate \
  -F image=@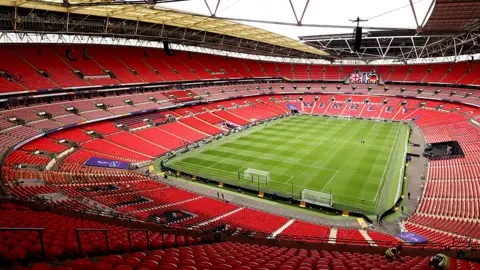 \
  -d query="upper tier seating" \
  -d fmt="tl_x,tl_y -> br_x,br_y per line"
14,47 -> 88,87
109,47 -> 164,82
86,47 -> 142,84
0,47 -> 57,91
228,58 -> 254,77
443,62 -> 474,84
133,48 -> 183,81
1,44 -> 480,94
51,46 -> 118,85
176,51 -> 214,80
